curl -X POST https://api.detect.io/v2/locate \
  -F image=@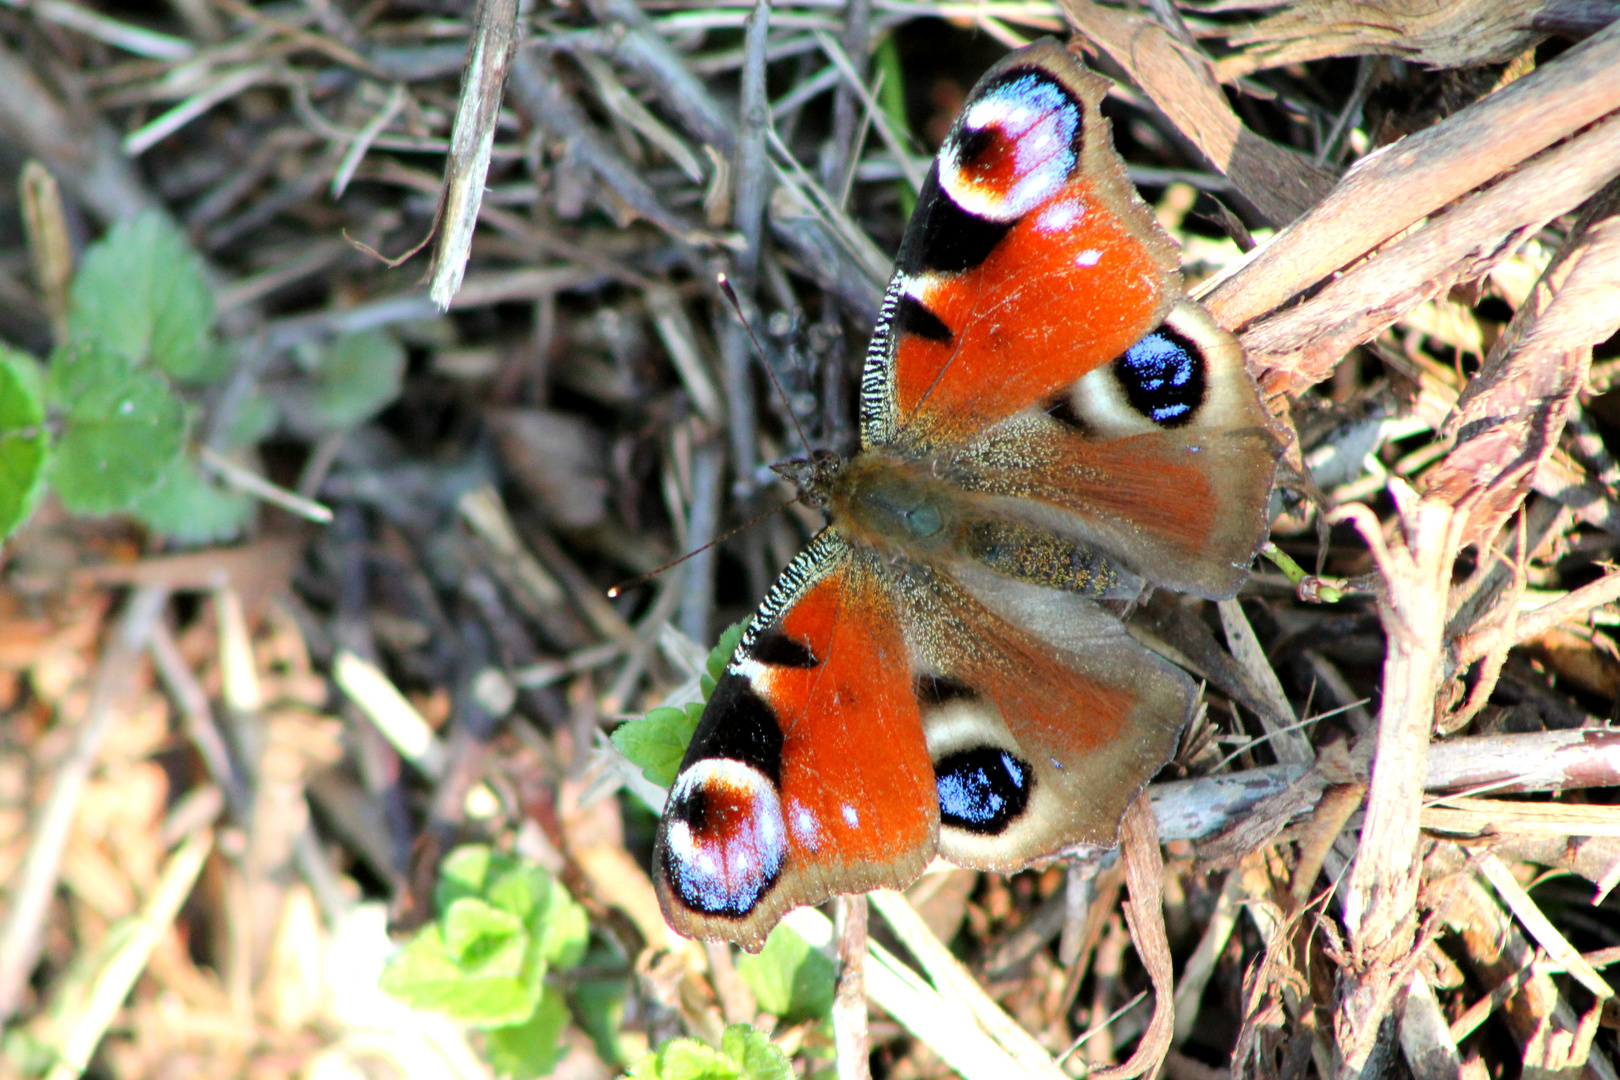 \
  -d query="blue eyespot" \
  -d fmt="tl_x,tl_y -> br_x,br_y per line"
1115,329 -> 1206,427
935,747 -> 1033,835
